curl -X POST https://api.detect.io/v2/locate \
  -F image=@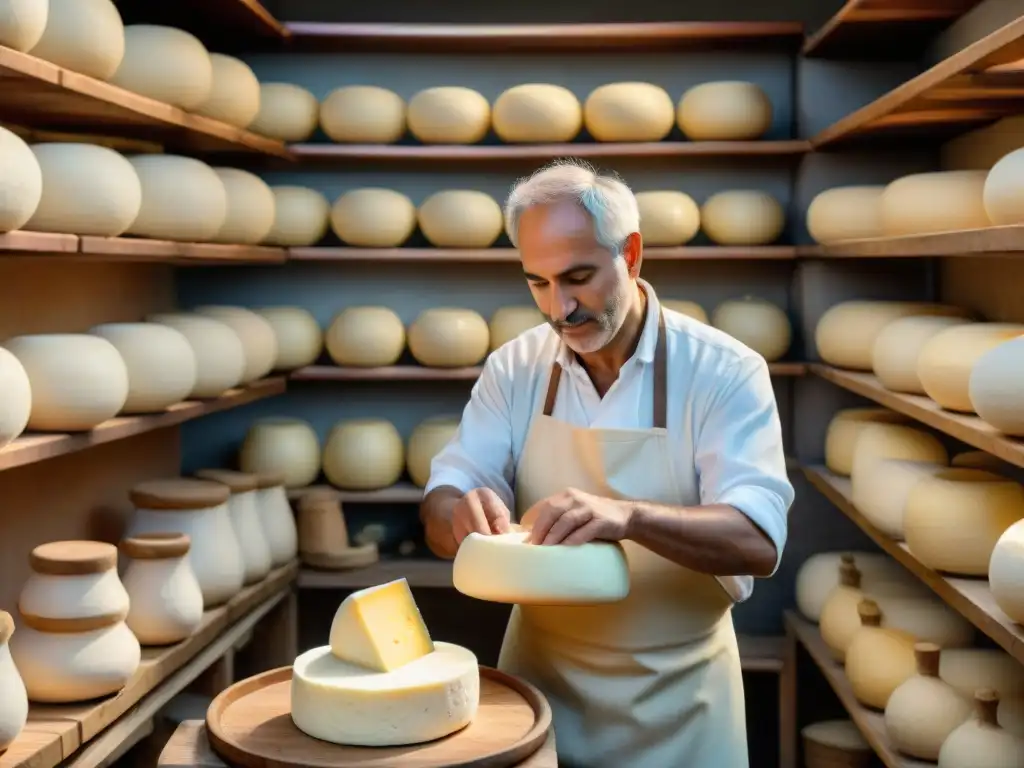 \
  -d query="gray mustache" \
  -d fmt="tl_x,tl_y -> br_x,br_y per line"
549,309 -> 594,328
